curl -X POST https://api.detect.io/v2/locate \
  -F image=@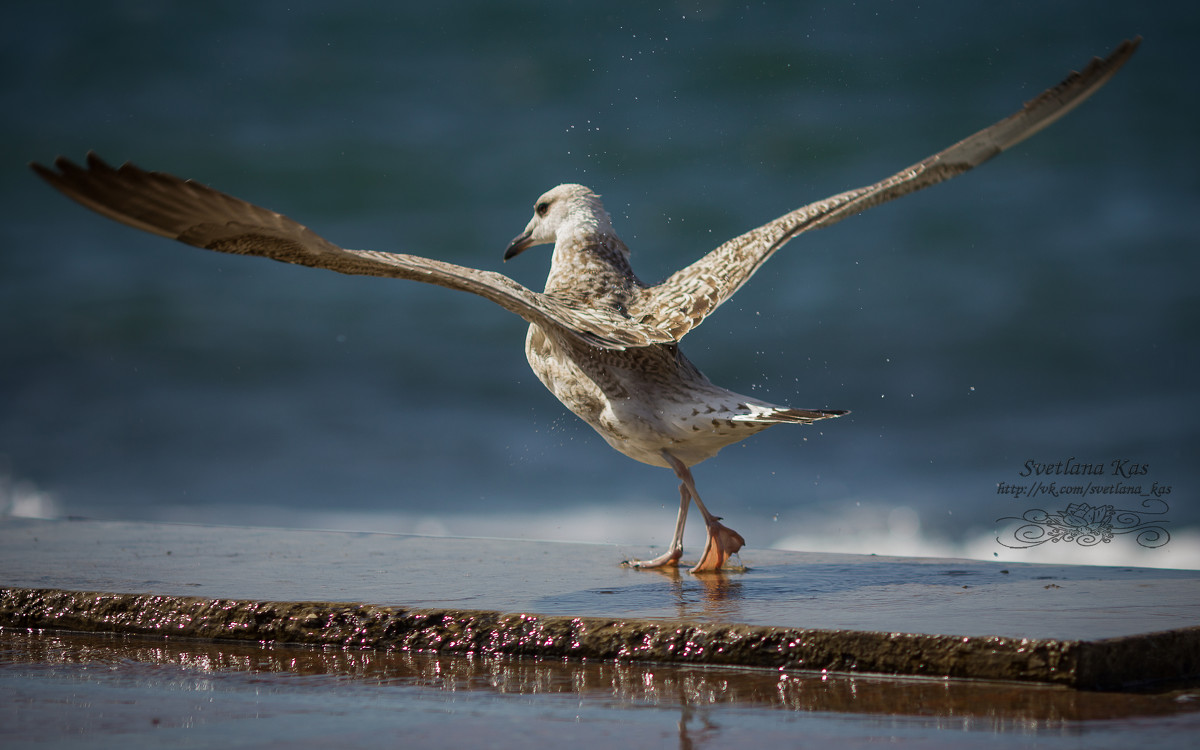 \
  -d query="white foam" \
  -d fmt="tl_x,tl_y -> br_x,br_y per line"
0,475 -> 60,519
